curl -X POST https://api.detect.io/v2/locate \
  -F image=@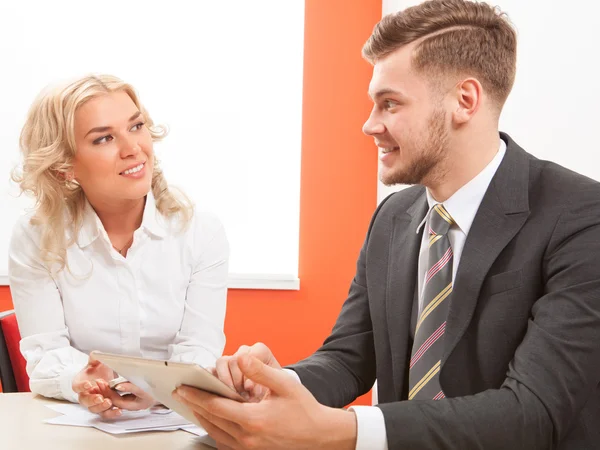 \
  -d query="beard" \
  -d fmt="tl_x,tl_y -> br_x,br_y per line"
380,107 -> 449,186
